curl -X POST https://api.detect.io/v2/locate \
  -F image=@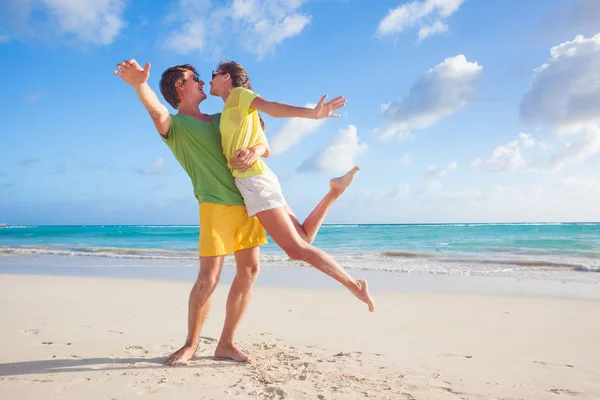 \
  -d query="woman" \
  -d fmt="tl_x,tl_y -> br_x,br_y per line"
209,61 -> 374,312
